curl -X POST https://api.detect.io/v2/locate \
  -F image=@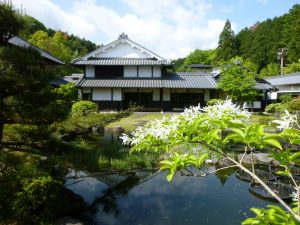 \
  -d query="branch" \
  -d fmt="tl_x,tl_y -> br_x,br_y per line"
227,156 -> 300,222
